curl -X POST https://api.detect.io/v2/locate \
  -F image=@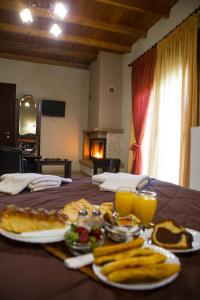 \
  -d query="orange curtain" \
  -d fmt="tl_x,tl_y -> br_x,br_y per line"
130,47 -> 157,174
